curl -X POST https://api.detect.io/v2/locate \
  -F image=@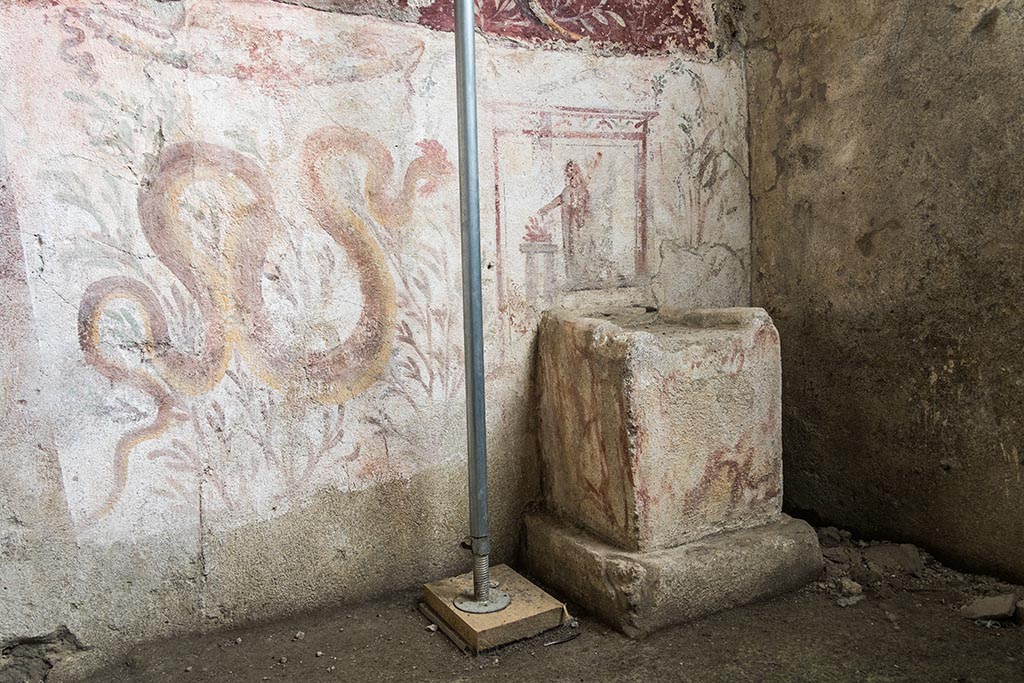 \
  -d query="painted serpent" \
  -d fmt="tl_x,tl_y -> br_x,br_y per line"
78,127 -> 452,521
